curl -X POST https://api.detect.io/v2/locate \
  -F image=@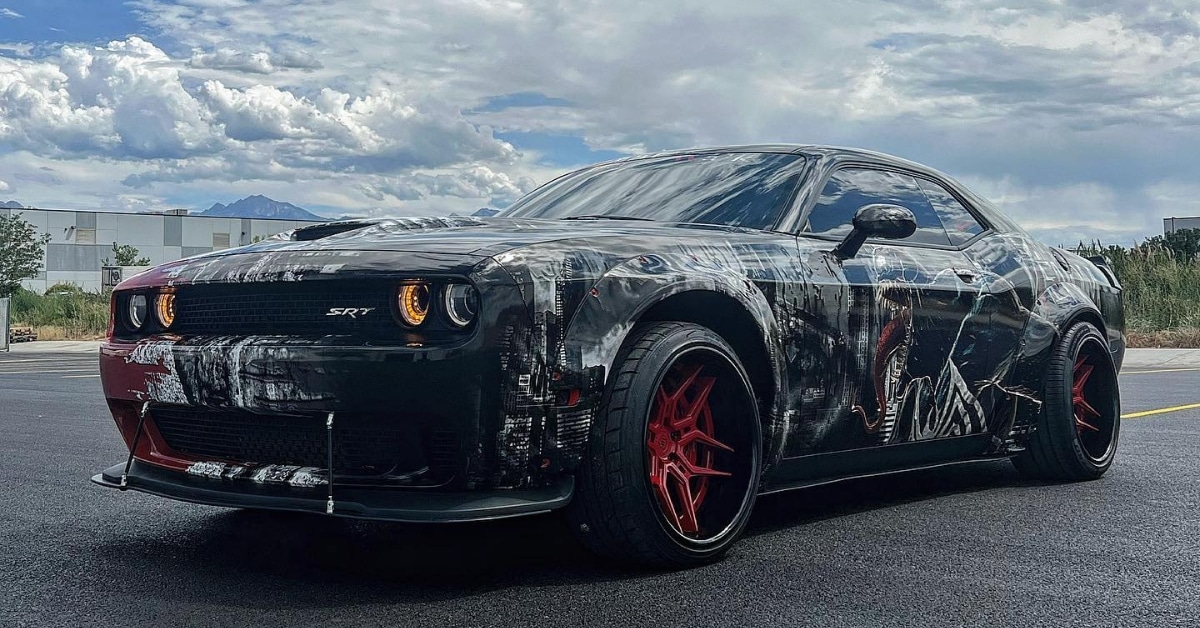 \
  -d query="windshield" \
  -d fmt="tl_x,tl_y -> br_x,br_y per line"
501,152 -> 807,230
